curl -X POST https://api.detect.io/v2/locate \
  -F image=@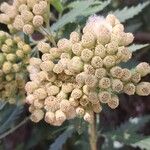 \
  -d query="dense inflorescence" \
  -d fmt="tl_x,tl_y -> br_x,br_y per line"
25,14 -> 150,126
0,31 -> 30,104
0,0 -> 49,35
